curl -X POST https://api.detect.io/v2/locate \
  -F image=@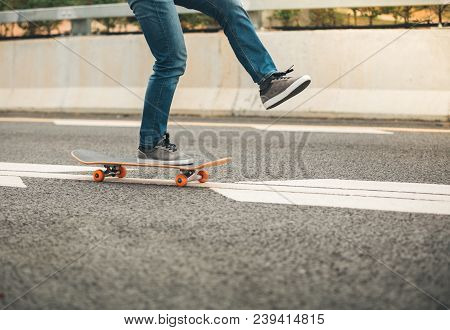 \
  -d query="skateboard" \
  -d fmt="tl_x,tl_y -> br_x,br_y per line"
71,149 -> 231,187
